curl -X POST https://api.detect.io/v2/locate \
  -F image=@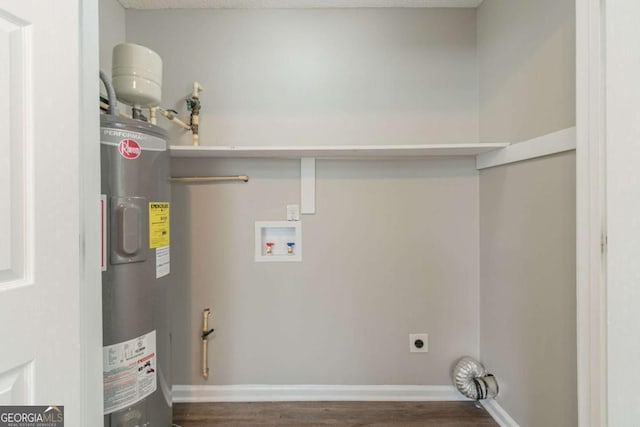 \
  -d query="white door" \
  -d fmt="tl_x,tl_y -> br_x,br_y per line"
0,1 -> 102,426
